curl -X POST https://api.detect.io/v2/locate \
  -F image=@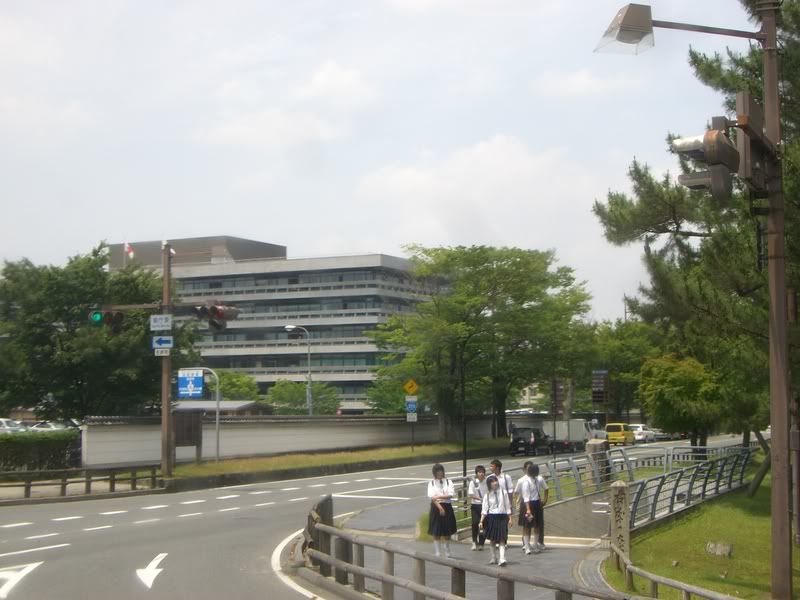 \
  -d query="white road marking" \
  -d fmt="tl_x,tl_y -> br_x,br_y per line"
308,484 -> 325,488
216,494 -> 239,500
141,504 -> 168,510
24,533 -> 59,540
136,553 -> 168,589
0,523 -> 31,529
83,526 -> 113,532
336,481 -> 423,495
289,497 -> 308,502
354,478 -> 370,482
255,502 -> 275,507
375,477 -> 429,481
281,487 -> 300,491
51,516 -> 82,522
248,490 -> 271,495
218,507 -> 240,512
180,499 -> 205,505
0,561 -> 42,599
178,513 -> 203,518
0,544 -> 70,559
332,481 -> 350,485
333,494 -> 410,500
134,519 -> 160,525
100,510 -> 127,516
